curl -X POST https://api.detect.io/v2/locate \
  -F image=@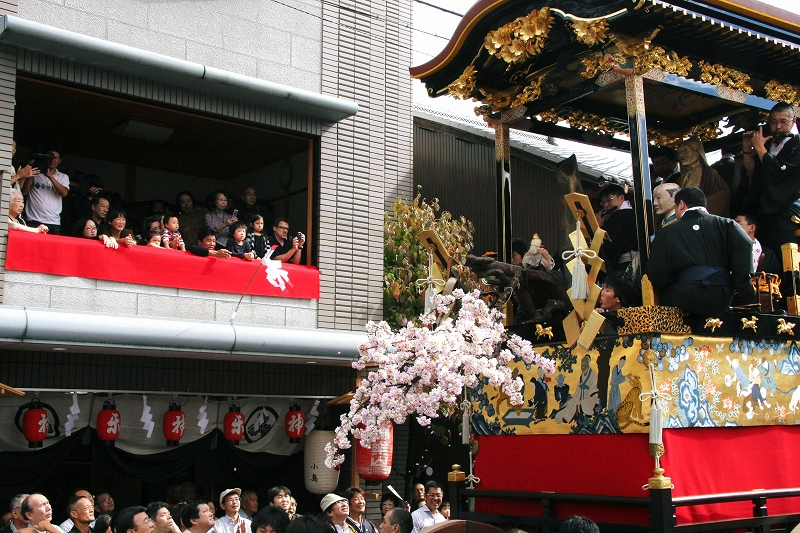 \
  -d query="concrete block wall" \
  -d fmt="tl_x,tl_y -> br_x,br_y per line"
317,0 -> 414,331
3,270 -> 317,326
16,0 -> 323,93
